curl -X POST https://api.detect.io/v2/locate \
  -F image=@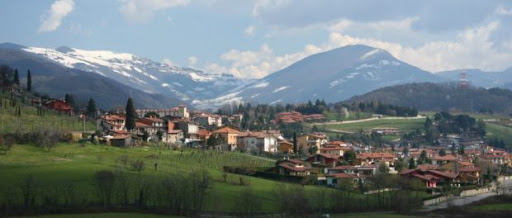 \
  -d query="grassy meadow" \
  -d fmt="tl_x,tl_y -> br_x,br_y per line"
324,118 -> 426,133
0,98 -> 95,133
